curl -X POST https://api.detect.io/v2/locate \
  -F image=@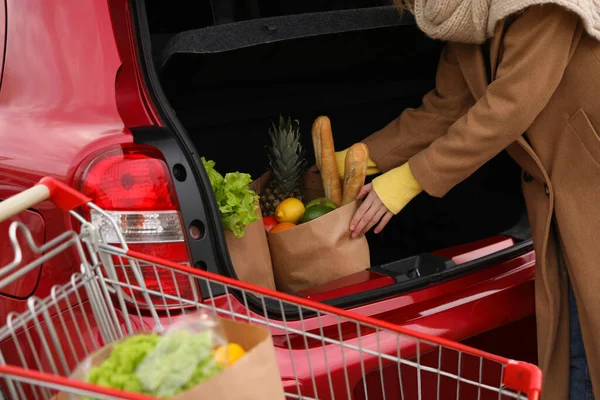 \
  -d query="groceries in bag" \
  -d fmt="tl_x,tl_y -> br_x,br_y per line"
268,116 -> 371,231
256,115 -> 370,292
262,216 -> 278,232
59,312 -> 285,400
202,157 -> 276,289
259,115 -> 308,217
342,143 -> 369,205
311,116 -> 343,206
201,157 -> 260,239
